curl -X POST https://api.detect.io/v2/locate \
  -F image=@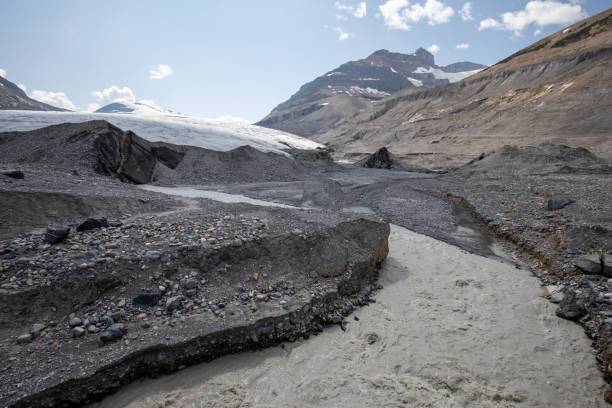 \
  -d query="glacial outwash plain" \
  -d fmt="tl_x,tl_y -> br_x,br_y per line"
1,4 -> 611,408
